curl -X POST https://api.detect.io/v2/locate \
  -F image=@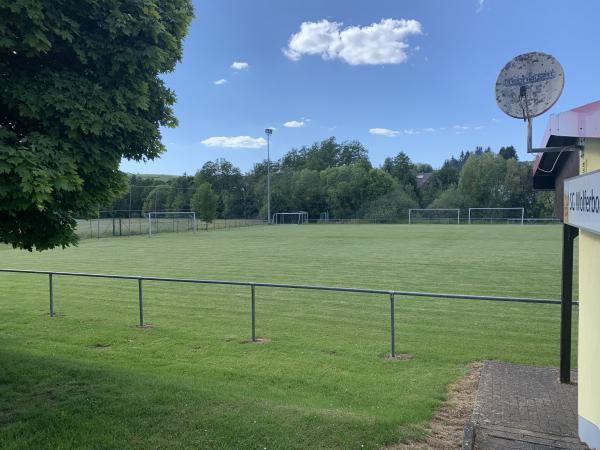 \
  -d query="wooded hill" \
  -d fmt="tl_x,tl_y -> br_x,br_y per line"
110,137 -> 553,220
